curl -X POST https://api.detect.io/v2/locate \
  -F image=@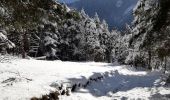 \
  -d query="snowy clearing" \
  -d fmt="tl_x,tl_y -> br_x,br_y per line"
0,56 -> 170,100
